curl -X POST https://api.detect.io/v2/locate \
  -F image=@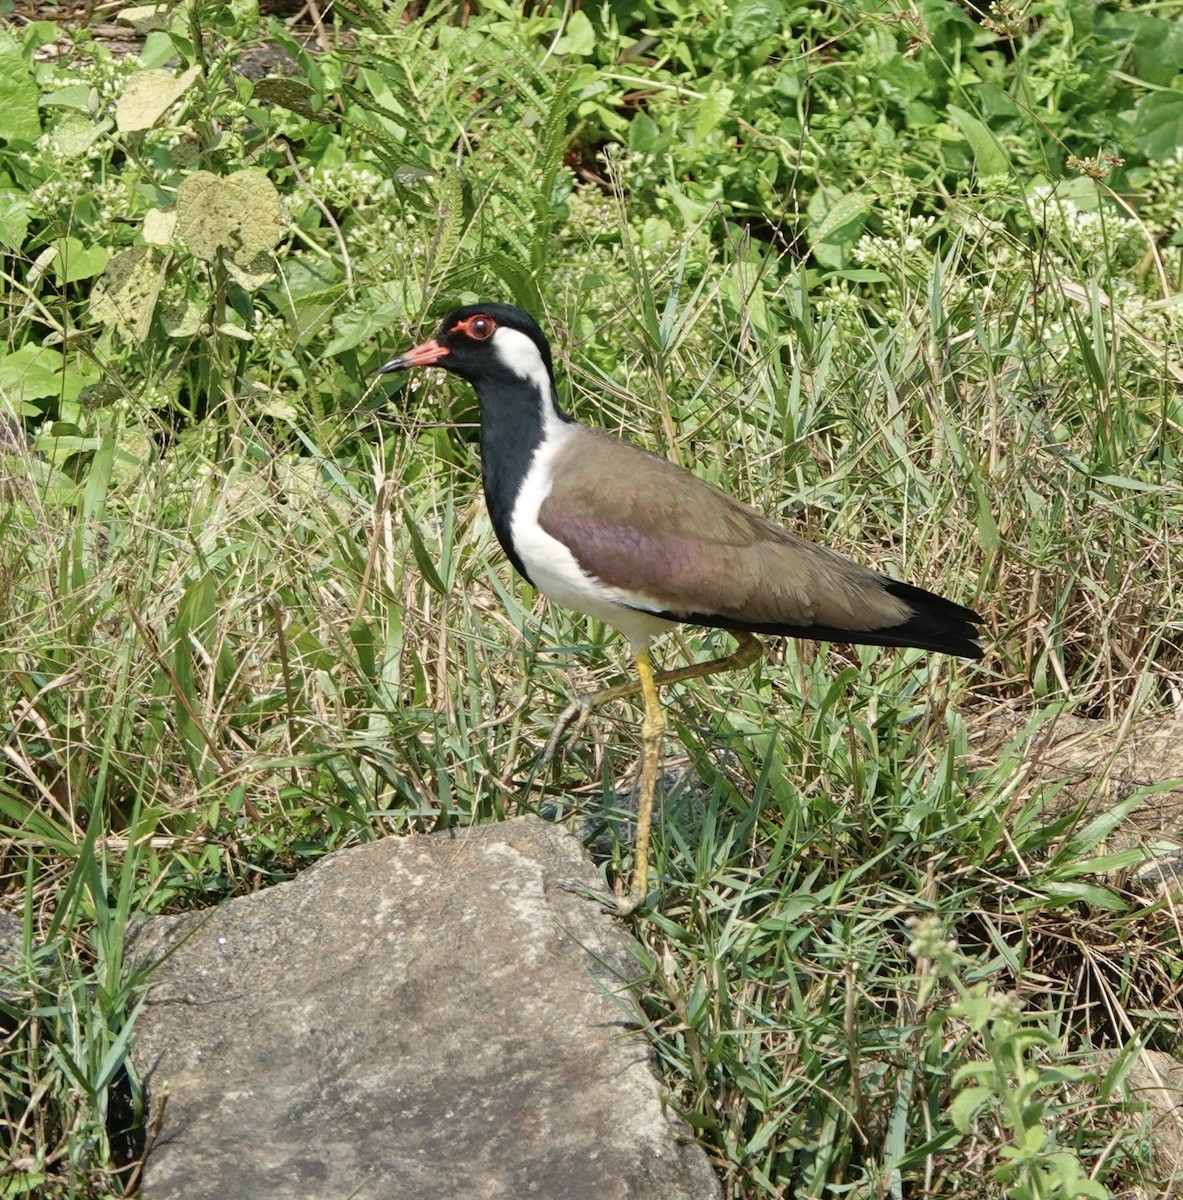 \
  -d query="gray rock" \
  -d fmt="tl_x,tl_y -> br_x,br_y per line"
0,909 -> 23,966
968,711 -> 1183,891
130,816 -> 721,1200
